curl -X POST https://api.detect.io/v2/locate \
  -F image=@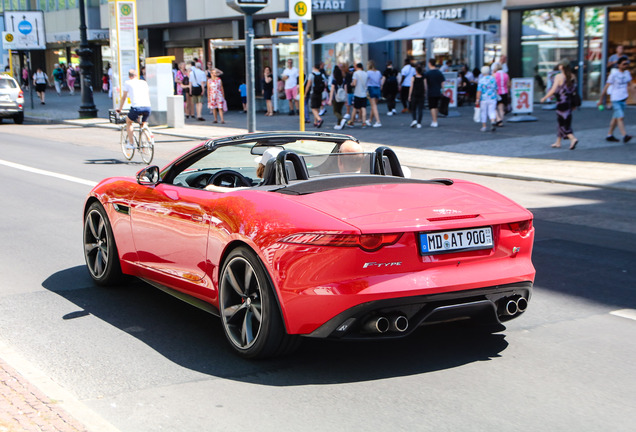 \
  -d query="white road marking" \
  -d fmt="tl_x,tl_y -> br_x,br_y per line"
610,309 -> 636,321
0,159 -> 97,187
